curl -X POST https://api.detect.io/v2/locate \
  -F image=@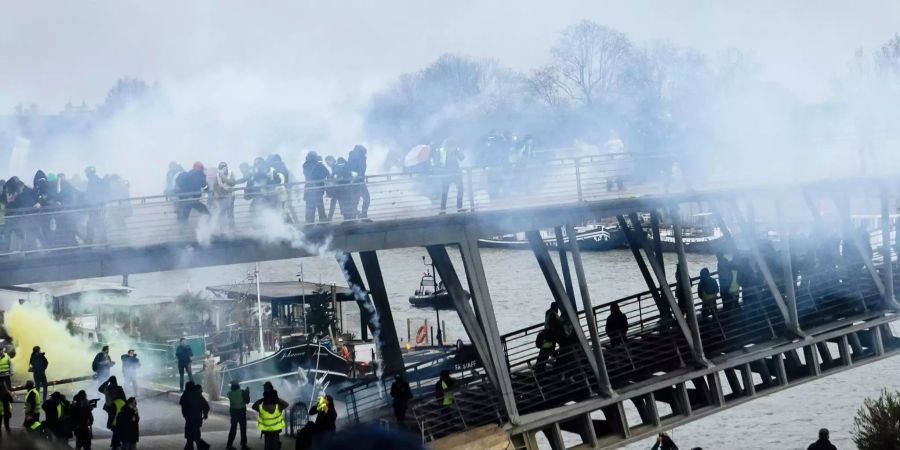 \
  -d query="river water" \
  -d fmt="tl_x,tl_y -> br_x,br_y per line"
116,247 -> 895,449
